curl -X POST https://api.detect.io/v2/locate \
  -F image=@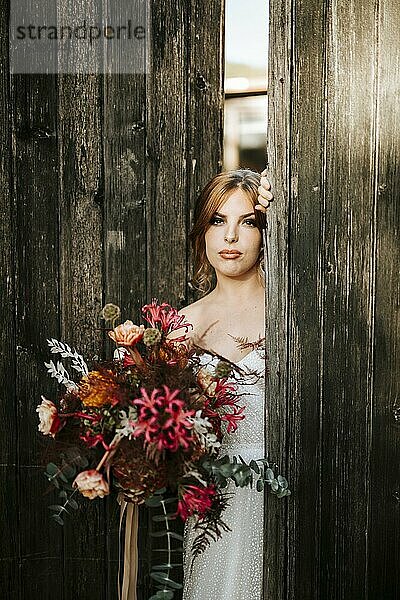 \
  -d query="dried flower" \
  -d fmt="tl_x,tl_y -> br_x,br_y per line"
133,385 -> 195,453
108,320 -> 145,347
36,396 -> 62,437
197,367 -> 217,396
100,303 -> 121,323
79,369 -> 122,408
214,360 -> 232,379
72,469 -> 110,499
143,327 -> 162,346
176,483 -> 217,521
